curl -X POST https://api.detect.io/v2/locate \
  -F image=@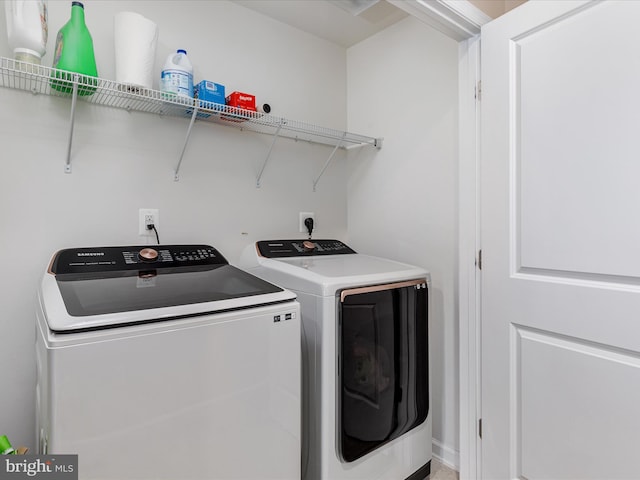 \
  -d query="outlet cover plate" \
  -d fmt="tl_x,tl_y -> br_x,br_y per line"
139,208 -> 159,236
